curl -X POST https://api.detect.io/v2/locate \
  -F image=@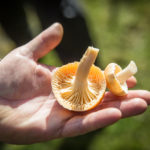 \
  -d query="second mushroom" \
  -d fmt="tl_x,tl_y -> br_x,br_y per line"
104,61 -> 138,96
